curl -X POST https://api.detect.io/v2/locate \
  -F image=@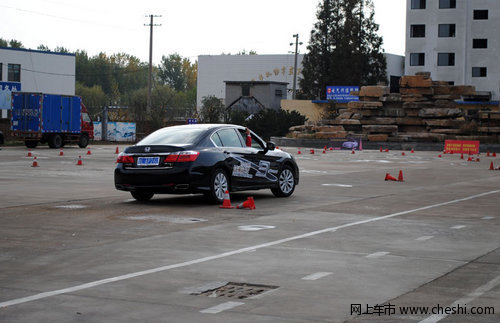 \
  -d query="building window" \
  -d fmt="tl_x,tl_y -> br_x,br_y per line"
242,85 -> 250,96
275,89 -> 283,97
411,0 -> 426,9
410,53 -> 425,66
473,39 -> 488,49
8,64 -> 21,82
473,10 -> 488,20
410,25 -> 426,38
472,67 -> 487,77
439,0 -> 456,9
438,24 -> 456,37
438,53 -> 455,66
